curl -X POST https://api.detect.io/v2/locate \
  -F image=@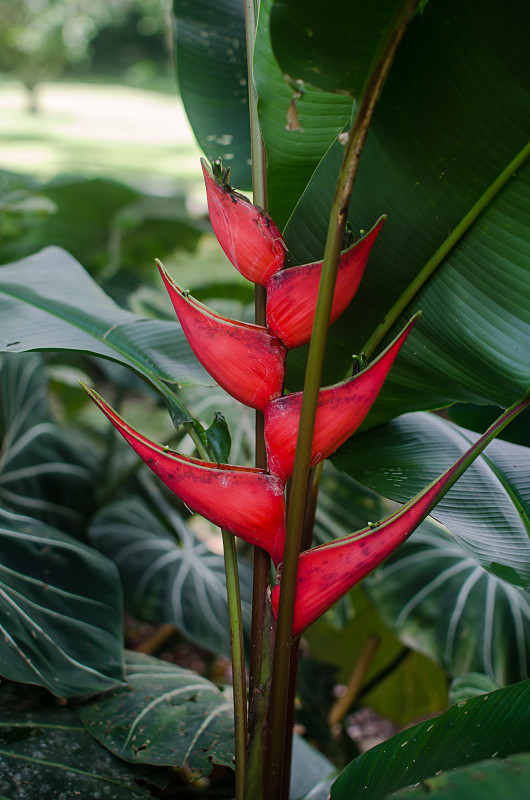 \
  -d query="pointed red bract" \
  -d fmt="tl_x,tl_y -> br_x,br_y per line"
272,474 -> 445,637
201,159 -> 286,285
264,316 -> 418,480
265,218 -> 385,349
271,395 -> 530,637
158,262 -> 286,411
85,387 -> 287,564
